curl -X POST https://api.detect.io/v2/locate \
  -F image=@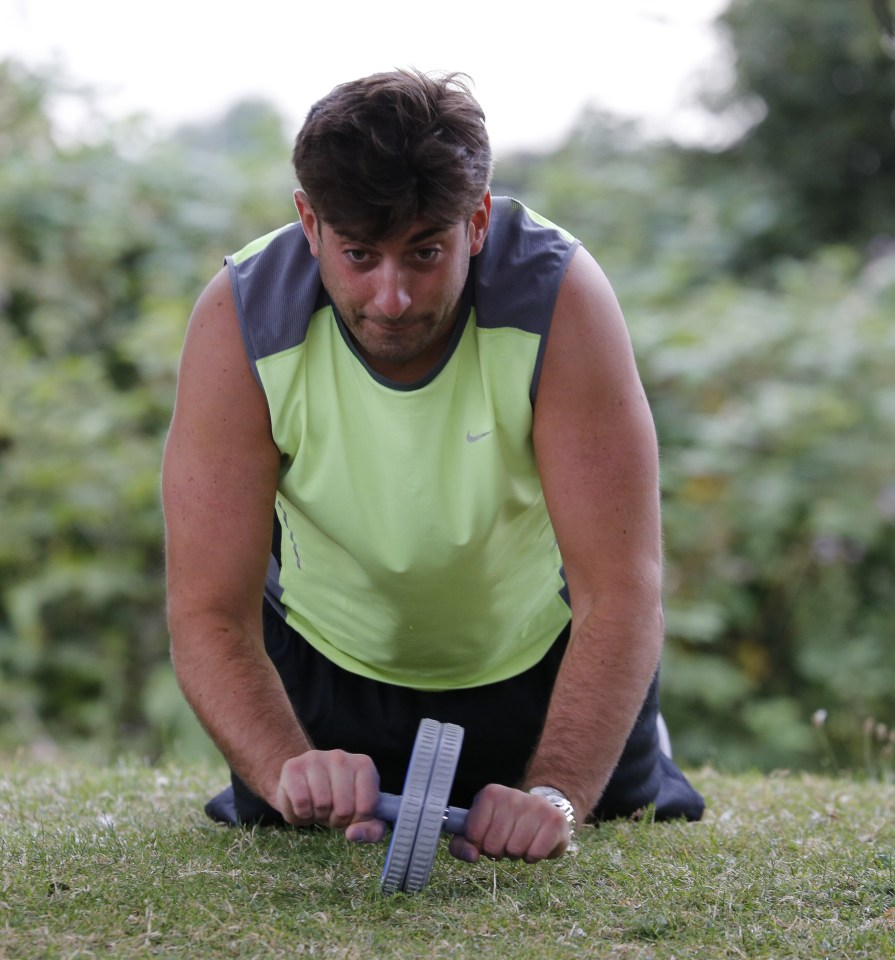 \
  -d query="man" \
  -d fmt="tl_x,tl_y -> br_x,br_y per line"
162,69 -> 703,867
